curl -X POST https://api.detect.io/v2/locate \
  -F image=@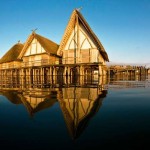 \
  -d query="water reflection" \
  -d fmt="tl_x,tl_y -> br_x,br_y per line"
58,87 -> 107,139
0,76 -> 107,139
0,90 -> 22,104
107,74 -> 150,89
21,90 -> 57,116
0,89 -> 57,116
1,75 -> 150,149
